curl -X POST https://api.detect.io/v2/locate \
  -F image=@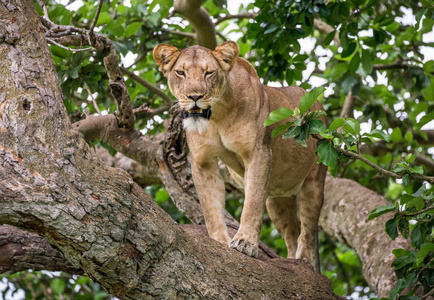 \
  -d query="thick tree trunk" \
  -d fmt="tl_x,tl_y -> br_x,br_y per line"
0,1 -> 339,299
